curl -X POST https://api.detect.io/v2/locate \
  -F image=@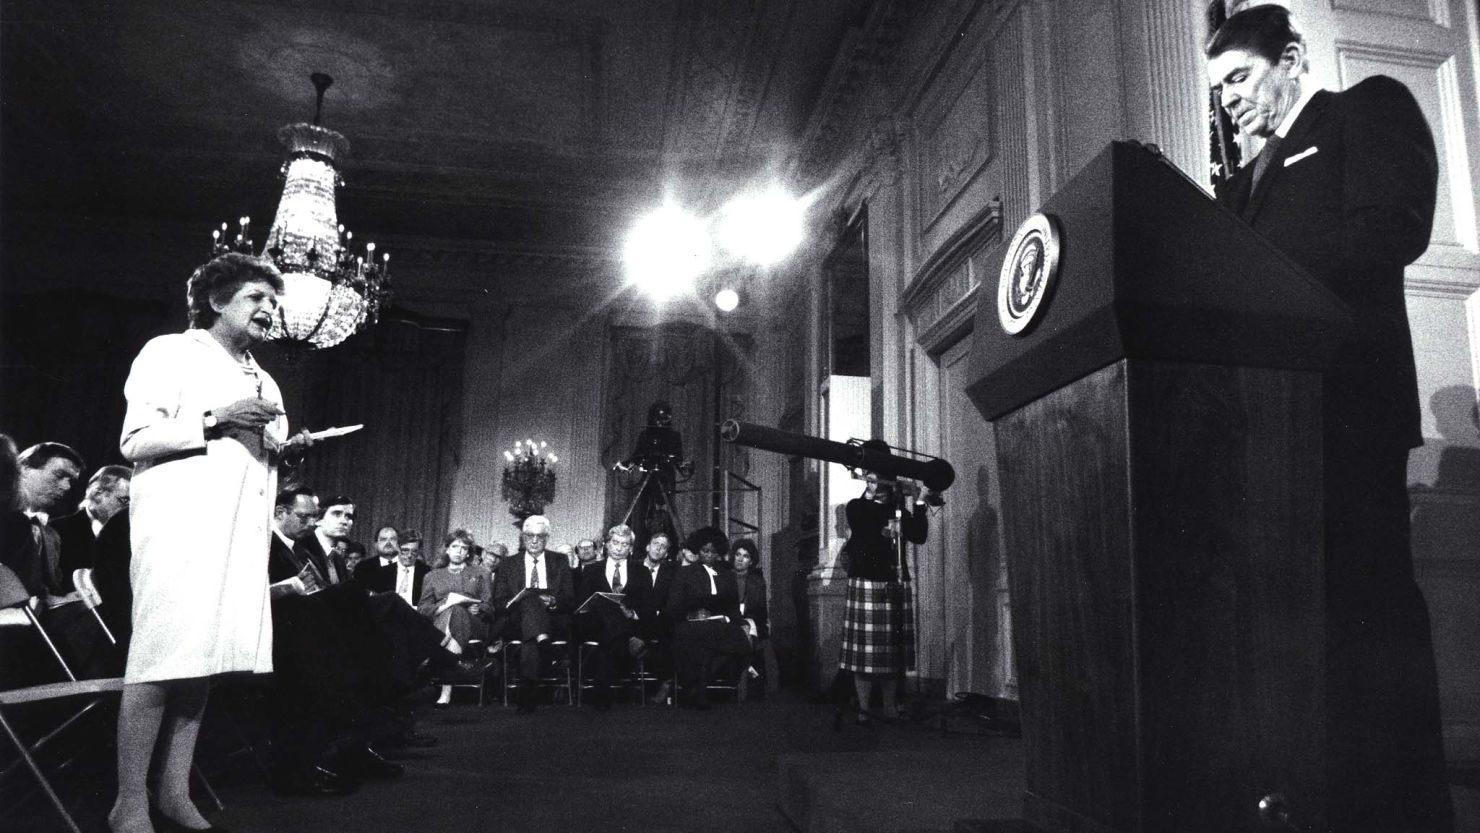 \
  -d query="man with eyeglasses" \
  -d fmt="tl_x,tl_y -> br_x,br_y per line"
491,514 -> 574,711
